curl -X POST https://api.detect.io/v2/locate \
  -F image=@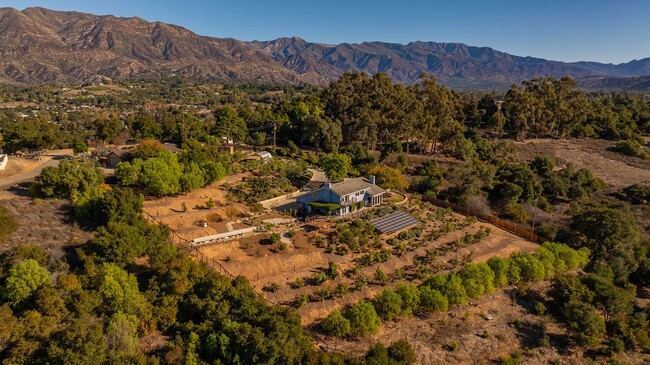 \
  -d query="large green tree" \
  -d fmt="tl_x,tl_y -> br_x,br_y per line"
3,259 -> 50,306
320,153 -> 353,183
